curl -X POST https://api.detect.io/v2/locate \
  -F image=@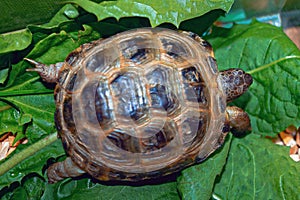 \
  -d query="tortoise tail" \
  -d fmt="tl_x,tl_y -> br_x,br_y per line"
47,157 -> 85,183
